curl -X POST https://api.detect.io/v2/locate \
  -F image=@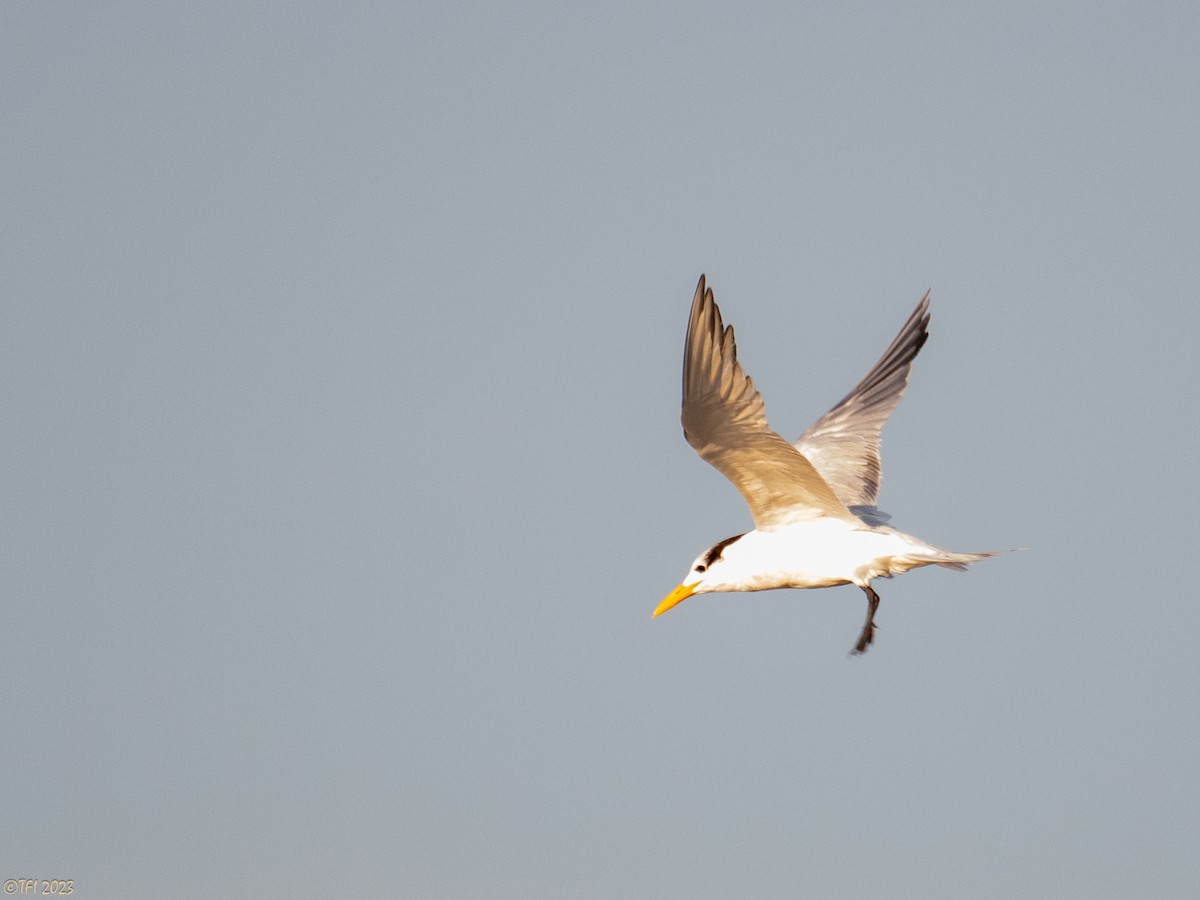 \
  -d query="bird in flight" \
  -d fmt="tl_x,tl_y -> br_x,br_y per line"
655,275 -> 1003,654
